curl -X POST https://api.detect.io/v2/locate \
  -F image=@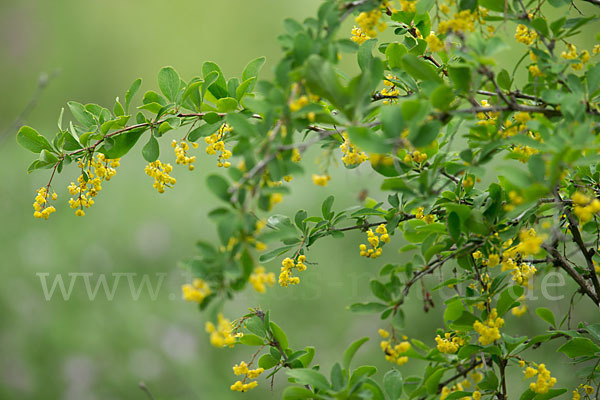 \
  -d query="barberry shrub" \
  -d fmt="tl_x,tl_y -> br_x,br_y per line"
17,0 -> 600,398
